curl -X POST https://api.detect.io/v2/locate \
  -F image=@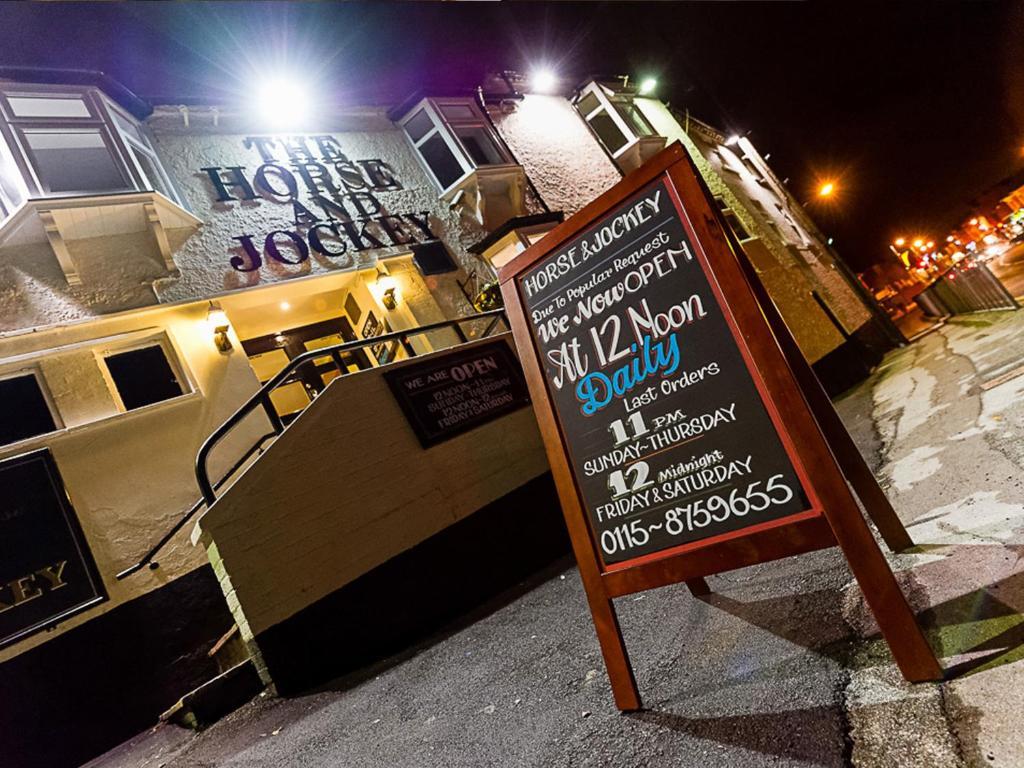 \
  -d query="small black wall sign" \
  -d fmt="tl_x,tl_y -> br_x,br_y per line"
0,449 -> 106,648
384,340 -> 530,447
